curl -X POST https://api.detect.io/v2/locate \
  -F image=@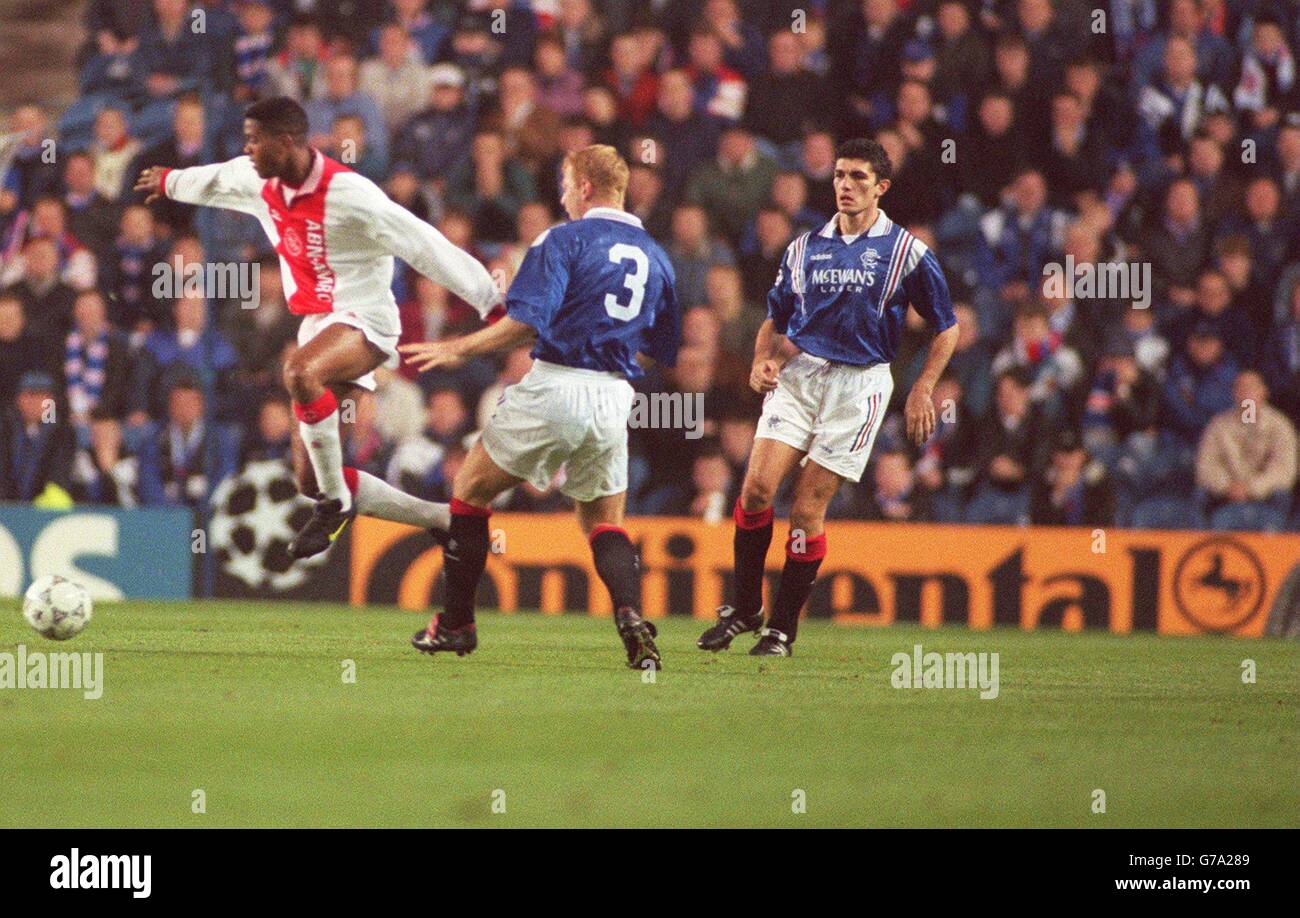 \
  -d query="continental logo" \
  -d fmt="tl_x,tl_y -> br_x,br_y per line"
350,517 -> 1296,636
1172,536 -> 1266,632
